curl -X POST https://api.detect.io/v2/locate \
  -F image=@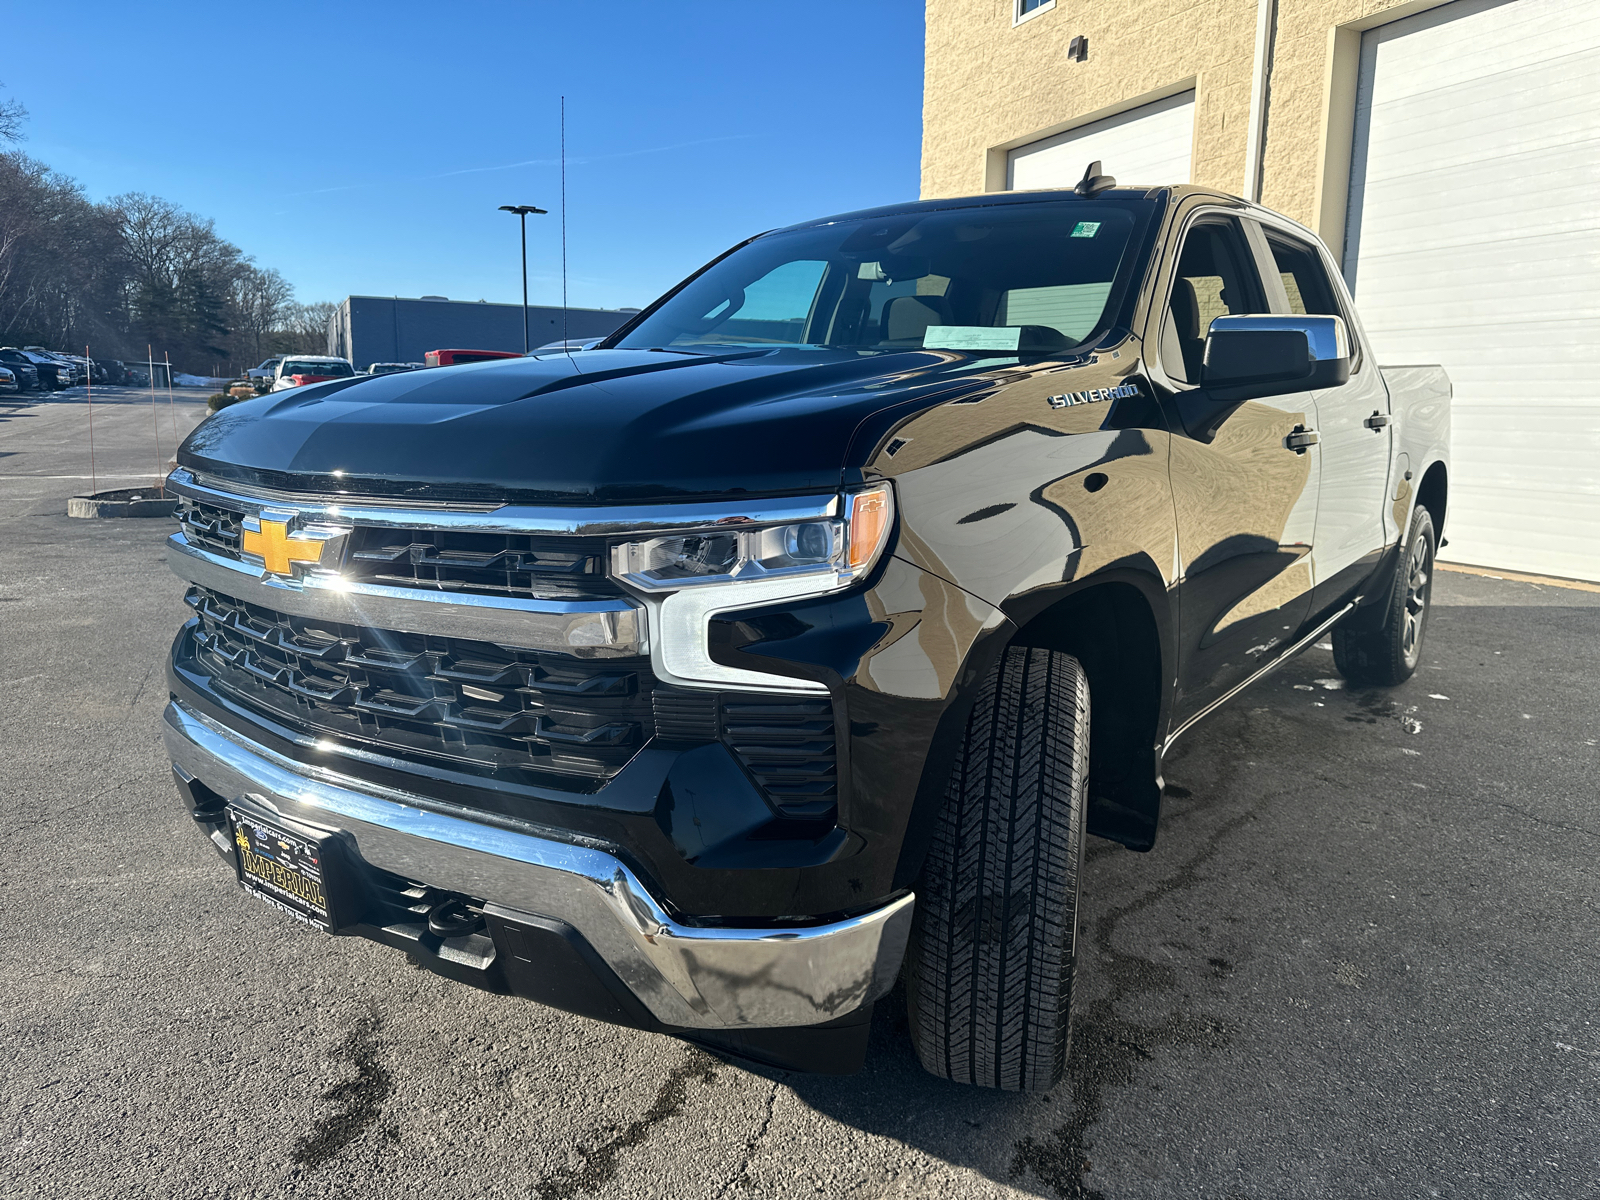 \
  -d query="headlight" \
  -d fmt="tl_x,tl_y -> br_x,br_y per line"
613,485 -> 893,593
612,484 -> 895,691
